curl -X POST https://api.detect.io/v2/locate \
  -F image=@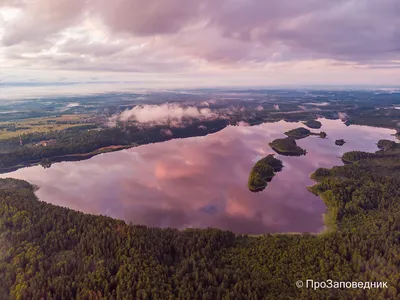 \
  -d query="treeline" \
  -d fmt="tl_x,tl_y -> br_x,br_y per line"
345,105 -> 400,130
1,140 -> 400,298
